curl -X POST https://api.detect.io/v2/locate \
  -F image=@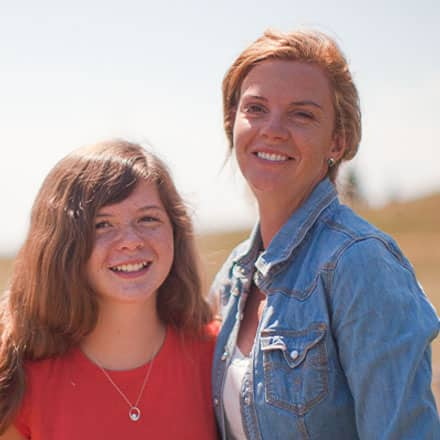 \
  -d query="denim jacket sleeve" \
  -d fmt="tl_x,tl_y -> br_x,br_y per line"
331,237 -> 440,439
